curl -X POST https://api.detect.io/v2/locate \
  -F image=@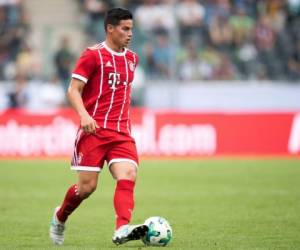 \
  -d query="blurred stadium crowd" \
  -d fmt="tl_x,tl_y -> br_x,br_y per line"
77,0 -> 300,82
0,0 -> 299,109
